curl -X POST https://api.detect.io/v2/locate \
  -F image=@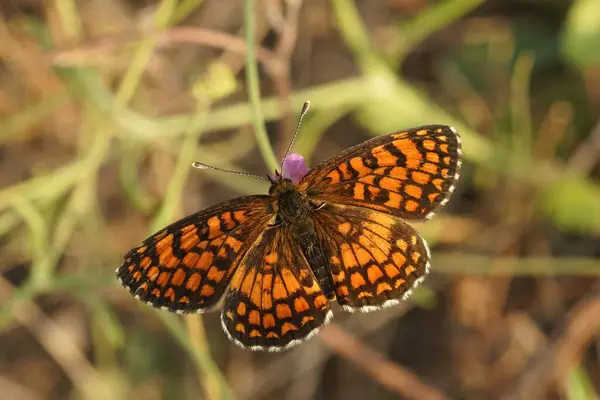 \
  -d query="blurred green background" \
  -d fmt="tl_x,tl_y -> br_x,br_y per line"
1,0 -> 600,399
